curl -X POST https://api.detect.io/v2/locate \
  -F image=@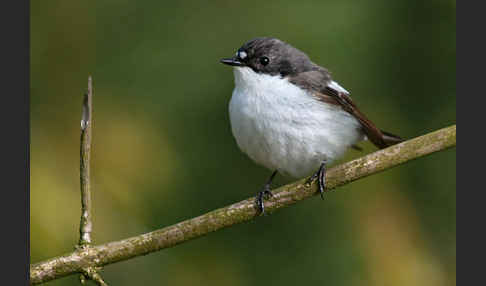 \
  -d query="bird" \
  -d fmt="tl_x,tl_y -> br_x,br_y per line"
220,37 -> 403,215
